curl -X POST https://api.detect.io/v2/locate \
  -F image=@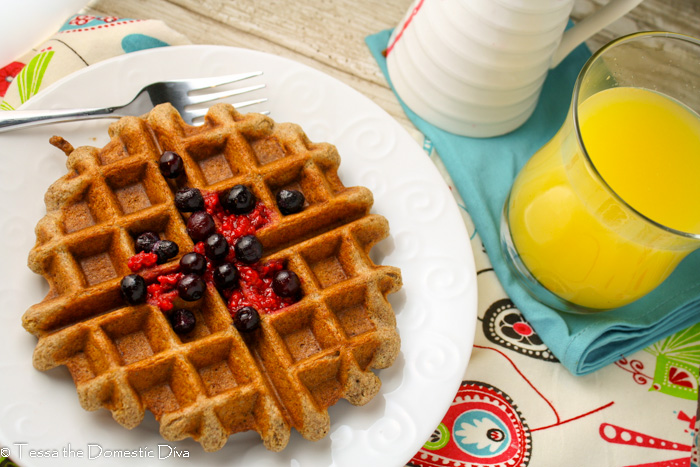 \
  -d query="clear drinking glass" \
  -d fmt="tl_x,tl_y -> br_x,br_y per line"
501,32 -> 700,312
